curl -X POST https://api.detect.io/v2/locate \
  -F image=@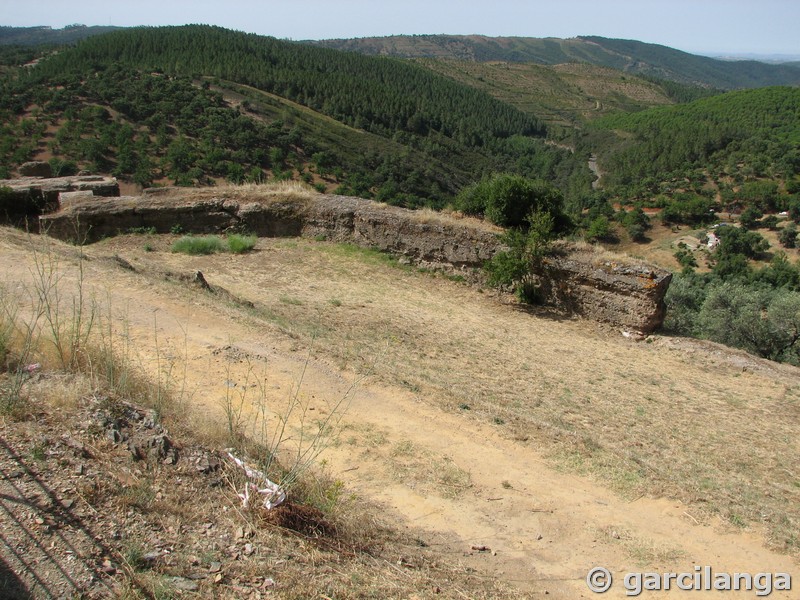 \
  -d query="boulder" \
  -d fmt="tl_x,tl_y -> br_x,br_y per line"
0,175 -> 119,220
58,190 -> 94,209
18,161 -> 52,178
